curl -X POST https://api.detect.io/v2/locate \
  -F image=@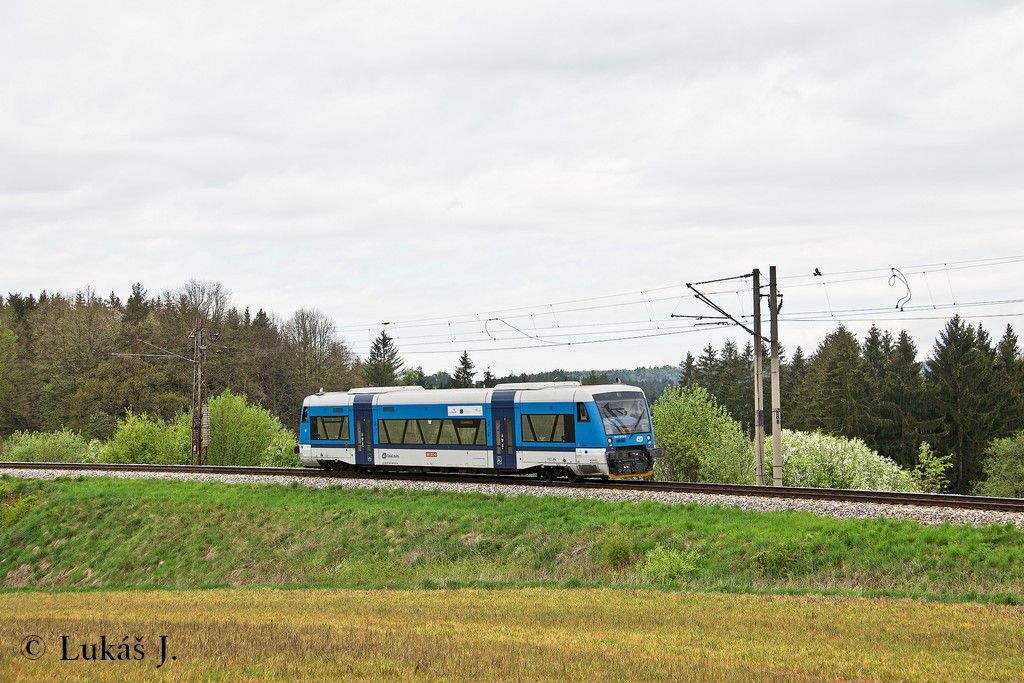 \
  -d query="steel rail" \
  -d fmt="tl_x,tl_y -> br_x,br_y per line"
2,461 -> 1024,512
